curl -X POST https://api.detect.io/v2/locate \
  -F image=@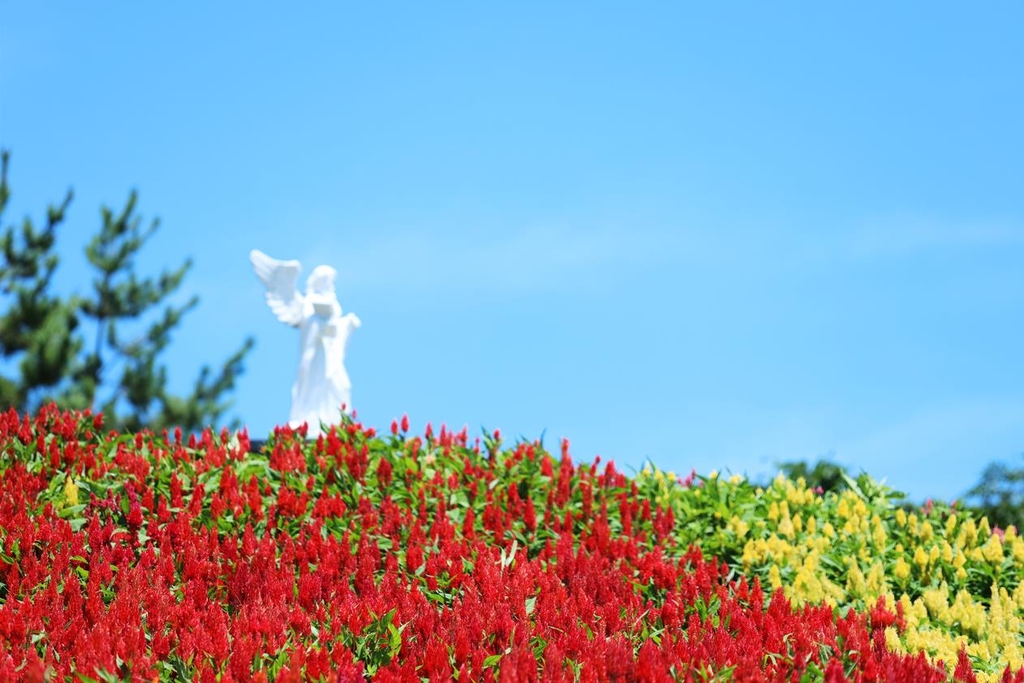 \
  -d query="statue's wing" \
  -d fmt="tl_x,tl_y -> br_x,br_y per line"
250,249 -> 304,327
